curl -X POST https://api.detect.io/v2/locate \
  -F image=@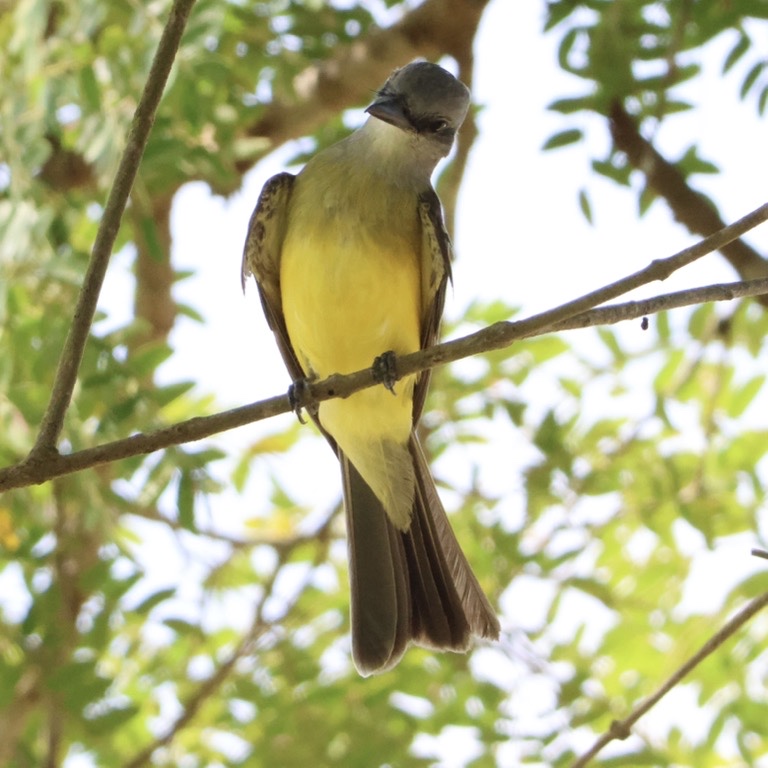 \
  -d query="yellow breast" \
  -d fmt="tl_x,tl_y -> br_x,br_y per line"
279,148 -> 424,512
280,154 -> 422,380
